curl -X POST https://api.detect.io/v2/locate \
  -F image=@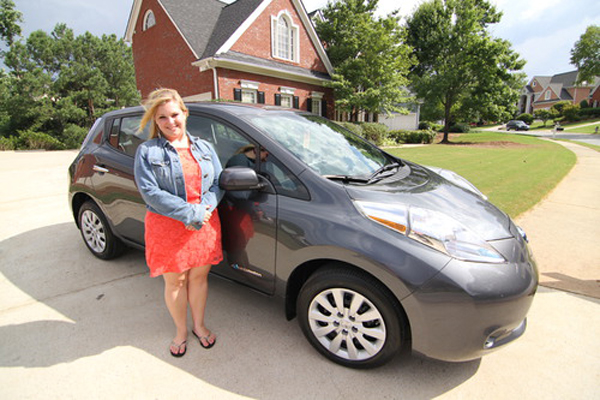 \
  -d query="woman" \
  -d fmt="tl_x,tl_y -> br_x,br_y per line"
134,88 -> 223,357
